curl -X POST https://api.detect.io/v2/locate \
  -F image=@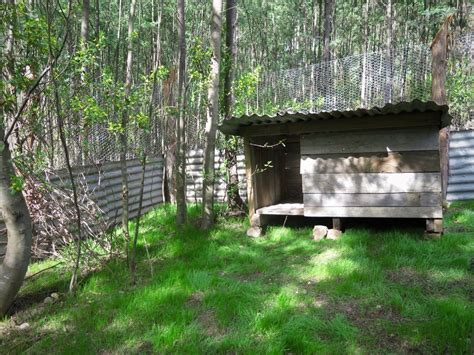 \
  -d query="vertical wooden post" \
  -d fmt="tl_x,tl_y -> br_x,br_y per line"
332,217 -> 343,231
431,15 -> 453,202
244,137 -> 264,237
426,219 -> 443,234
244,137 -> 255,223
